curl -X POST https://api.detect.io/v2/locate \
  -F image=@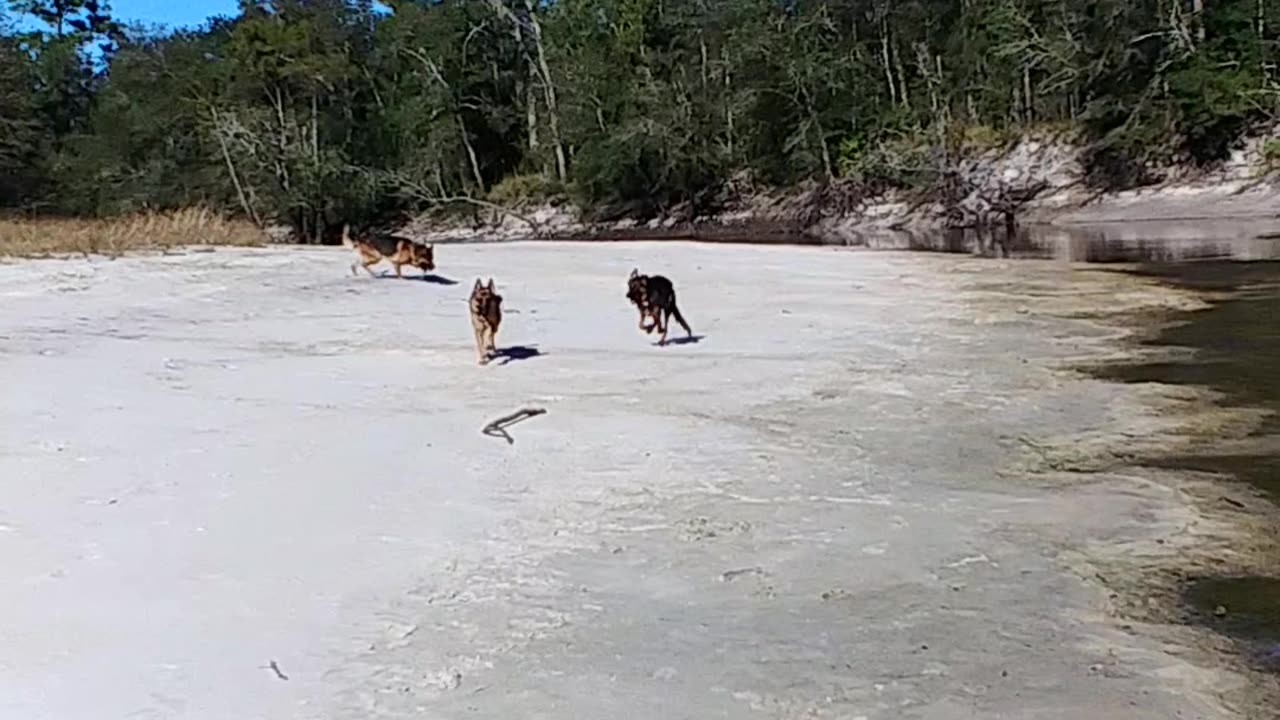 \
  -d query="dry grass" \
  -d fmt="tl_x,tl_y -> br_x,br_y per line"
0,208 -> 268,259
